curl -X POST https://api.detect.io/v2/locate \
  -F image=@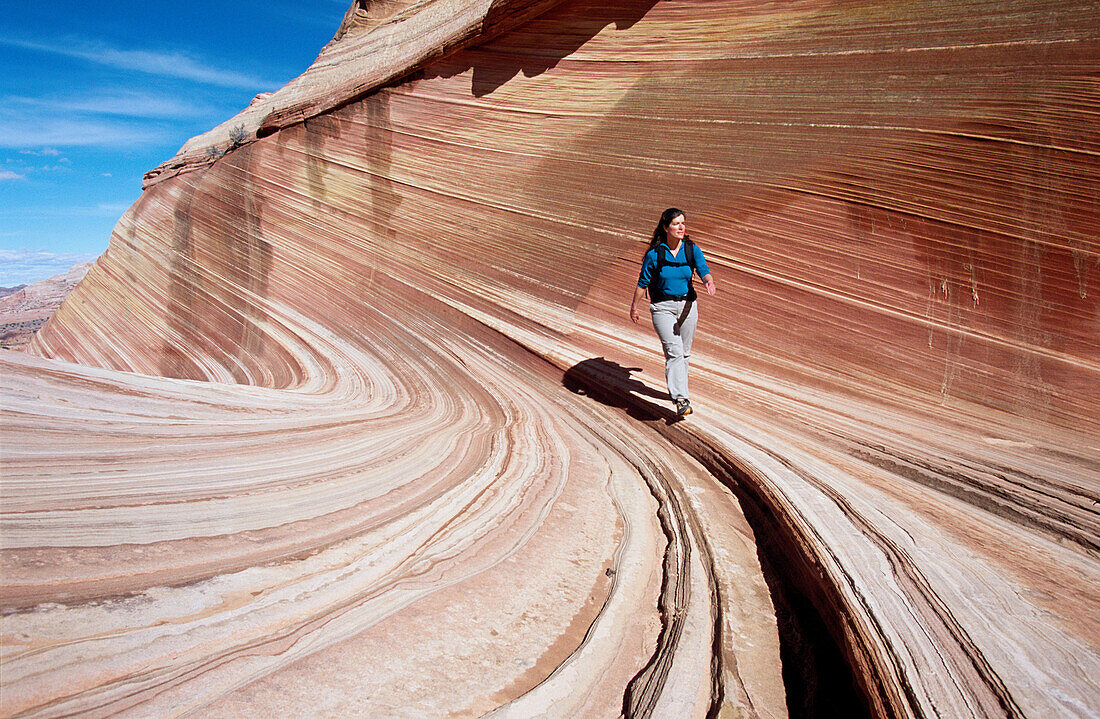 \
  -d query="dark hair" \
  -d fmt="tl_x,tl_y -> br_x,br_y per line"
648,207 -> 686,251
